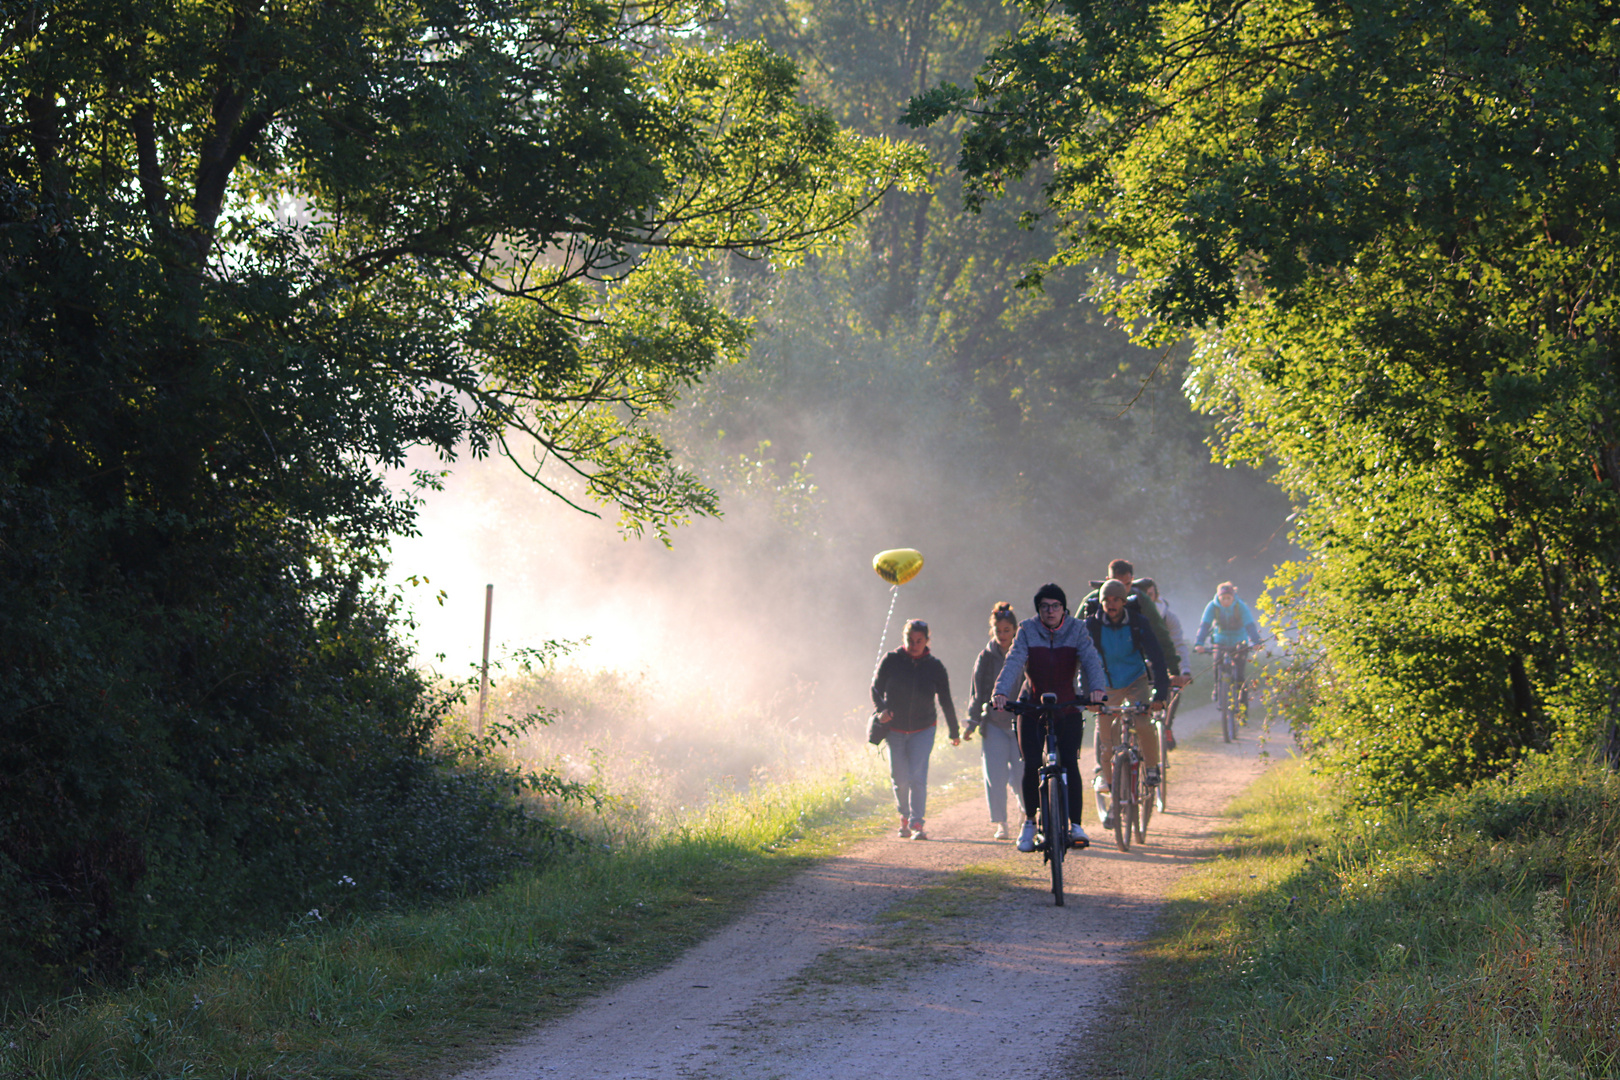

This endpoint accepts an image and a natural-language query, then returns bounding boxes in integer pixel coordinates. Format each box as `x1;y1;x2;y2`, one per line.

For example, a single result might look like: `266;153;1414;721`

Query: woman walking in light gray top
966;602;1023;839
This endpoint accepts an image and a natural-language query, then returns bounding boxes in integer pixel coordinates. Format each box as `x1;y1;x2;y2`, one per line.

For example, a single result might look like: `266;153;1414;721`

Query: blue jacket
1195;596;1263;648
1083;608;1170;701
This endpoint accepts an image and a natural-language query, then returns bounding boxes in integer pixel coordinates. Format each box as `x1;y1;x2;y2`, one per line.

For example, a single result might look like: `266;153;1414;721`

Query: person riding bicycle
1085;579;1171;825
1194;581;1264;717
1081;558;1190;747
991;584;1108;853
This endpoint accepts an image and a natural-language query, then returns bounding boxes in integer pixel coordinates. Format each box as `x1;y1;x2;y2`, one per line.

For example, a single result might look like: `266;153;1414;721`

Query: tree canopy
697;0;1290;586
908;0;1620;798
0;0;921;982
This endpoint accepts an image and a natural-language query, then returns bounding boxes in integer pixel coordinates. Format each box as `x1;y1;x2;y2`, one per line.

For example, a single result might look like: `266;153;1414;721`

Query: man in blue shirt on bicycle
991;583;1108;853
1086;579;1170;825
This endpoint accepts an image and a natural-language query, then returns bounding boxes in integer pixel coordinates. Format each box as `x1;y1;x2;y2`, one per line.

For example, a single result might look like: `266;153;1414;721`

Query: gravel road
450;700;1270;1080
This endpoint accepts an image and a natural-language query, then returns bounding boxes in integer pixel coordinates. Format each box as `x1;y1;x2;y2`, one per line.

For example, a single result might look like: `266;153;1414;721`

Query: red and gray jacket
992;614;1108;715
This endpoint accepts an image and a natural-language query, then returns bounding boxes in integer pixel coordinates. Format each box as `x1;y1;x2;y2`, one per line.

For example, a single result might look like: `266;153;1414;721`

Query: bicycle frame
1096;703;1152;851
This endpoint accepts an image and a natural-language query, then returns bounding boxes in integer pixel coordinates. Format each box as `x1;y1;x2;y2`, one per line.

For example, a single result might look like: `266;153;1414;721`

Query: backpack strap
1086;617;1114;687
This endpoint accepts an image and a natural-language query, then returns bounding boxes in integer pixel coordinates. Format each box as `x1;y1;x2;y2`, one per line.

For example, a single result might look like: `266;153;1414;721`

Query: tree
700;0;1291;587
0;0;921;982
907;0;1620;799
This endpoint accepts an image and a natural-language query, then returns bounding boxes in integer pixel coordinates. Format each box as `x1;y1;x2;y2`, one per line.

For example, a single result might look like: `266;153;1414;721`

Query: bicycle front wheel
1046;773;1067;906
1112;757;1132;852
1219;675;1237;743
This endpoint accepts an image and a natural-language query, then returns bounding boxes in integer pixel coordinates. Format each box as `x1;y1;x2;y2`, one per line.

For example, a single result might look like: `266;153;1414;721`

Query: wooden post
477;583;493;737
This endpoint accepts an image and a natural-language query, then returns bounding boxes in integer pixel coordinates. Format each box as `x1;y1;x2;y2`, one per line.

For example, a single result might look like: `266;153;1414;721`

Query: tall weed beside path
1087;754;1620;1080
0;766;887;1080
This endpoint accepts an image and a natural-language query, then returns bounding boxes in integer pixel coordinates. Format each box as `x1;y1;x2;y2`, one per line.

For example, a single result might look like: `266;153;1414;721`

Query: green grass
1081;751;1620;1080
0;766;893;1080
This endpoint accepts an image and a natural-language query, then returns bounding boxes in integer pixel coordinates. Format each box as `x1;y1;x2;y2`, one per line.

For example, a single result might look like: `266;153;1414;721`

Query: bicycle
1203;642;1252;744
1003;693;1088;907
1095;703;1157;850
1152;696;1172;814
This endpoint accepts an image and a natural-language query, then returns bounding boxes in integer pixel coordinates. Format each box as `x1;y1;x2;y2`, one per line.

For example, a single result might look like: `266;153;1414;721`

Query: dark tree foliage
0;0;918;990
908;0;1620;799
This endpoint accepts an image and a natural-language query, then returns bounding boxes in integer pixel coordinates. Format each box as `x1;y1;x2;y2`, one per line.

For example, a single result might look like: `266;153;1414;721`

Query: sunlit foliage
908;0;1620;799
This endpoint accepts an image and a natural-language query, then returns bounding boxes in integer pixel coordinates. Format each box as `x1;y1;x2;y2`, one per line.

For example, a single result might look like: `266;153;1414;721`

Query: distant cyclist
872;618;961;841
991;584;1108;853
1194;581;1265;717
1085;578;1170;823
965;601;1023;840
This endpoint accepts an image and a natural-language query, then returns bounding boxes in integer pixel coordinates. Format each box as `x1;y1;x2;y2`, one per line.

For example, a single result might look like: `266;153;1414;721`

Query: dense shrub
0;181;583;999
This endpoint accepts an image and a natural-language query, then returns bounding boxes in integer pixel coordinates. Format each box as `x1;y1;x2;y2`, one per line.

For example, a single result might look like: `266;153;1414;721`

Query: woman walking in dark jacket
966;602;1022;839
872;618;960;841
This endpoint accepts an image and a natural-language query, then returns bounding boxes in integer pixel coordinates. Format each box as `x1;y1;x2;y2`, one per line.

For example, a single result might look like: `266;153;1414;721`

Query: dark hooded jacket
872;648;960;737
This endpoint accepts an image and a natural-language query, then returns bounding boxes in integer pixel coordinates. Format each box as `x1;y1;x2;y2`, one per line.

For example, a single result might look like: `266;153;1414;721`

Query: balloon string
872;584;899;678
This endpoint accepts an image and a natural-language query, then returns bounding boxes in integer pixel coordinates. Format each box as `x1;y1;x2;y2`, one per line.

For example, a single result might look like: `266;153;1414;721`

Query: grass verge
1080;751;1620;1079
0;767;891;1080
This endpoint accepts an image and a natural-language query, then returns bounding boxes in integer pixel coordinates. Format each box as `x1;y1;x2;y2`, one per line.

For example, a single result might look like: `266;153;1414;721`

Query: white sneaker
1092;773;1110;794
993;822;1009;840
1016;820;1037;852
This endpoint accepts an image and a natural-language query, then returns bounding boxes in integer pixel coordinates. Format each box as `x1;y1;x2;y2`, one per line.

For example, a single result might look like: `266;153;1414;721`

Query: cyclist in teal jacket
1193;582;1264;714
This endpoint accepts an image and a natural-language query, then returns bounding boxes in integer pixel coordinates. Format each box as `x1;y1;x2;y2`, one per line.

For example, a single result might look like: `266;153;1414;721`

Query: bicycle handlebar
1194;640;1267;654
1001;697;1090;716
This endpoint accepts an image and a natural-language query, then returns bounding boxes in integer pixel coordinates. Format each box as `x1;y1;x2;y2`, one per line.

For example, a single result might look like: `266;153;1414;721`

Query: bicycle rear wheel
1155;724;1169;813
1140;761;1155;838
1045;772;1067;906
1112;756;1132;852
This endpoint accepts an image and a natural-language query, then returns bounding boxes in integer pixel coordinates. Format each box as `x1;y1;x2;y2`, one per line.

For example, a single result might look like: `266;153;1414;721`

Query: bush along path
447;699;1268;1080
1079;750;1620;1079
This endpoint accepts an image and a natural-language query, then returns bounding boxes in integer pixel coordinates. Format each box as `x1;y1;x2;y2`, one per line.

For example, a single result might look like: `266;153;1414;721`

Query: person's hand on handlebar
992;692;1008;712
1150;698;1169;713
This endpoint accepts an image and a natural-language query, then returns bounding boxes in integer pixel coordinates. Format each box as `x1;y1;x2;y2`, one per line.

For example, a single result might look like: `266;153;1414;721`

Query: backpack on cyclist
1084;604;1153;666
1212;598;1250;634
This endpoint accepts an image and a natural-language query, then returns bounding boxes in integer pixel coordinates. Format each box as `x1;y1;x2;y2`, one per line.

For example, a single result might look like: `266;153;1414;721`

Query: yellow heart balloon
872;548;924;586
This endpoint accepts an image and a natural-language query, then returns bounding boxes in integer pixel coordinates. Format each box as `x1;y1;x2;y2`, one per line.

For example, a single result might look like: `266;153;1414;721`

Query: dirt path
451;701;1269;1080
